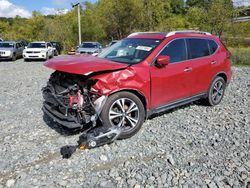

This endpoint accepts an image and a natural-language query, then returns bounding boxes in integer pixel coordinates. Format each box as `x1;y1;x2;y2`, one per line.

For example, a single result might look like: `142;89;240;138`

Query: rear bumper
42;103;83;129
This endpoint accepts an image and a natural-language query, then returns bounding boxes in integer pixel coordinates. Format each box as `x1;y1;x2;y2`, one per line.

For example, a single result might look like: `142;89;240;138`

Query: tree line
0;0;250;51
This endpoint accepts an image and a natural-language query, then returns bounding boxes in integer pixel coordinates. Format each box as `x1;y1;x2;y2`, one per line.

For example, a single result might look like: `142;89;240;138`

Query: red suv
42;30;232;139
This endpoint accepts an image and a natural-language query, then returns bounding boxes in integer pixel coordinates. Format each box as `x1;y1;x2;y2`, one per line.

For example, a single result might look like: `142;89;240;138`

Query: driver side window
160;39;187;63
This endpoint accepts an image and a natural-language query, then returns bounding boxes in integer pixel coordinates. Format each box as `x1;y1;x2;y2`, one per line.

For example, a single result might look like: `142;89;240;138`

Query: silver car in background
76;42;102;56
0;41;24;61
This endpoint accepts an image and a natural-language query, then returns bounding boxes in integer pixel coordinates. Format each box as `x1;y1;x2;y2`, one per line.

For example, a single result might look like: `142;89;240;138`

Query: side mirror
156;55;170;67
25;46;27;49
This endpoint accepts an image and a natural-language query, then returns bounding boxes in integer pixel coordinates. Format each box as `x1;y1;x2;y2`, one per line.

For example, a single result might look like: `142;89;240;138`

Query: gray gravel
0;58;249;188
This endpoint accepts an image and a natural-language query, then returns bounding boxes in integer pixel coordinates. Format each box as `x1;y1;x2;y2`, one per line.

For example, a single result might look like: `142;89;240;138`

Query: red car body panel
44;55;129;75
44;33;232;112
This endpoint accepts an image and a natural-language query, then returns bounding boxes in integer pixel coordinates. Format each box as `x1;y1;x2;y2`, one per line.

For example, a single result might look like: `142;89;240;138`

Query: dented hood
44;55;129;75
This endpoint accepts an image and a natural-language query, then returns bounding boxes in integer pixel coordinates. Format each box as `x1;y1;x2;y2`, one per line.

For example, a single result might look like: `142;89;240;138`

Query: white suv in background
23;41;54;61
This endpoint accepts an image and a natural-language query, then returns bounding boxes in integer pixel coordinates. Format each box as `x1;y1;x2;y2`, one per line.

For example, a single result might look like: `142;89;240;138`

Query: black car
18;40;29;47
50;41;63;55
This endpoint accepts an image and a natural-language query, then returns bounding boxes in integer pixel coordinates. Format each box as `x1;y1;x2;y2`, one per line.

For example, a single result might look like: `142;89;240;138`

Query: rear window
208;40;218;54
188;39;210;59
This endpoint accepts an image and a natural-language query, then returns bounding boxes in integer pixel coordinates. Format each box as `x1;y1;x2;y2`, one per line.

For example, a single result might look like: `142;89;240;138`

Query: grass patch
229;47;250;67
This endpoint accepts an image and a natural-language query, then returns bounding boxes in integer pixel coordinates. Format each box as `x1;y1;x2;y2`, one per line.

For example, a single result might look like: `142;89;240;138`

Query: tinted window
188;39;210;59
159;39;187;63
208;40;218;54
27;43;46;48
81;43;97;48
0;43;14;48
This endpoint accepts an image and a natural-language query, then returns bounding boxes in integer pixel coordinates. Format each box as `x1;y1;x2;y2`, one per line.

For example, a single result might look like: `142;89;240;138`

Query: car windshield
0;43;14;48
27;43;46;48
80;43;97;48
99;38;161;64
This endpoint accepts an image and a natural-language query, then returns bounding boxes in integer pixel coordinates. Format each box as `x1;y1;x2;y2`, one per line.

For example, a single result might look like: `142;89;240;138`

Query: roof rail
166;30;212;37
128;32;164;37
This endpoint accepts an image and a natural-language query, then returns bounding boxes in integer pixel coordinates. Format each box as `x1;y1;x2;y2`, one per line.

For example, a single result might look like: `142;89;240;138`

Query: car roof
127;31;214;40
0;41;17;43
30;41;47;43
82;42;99;44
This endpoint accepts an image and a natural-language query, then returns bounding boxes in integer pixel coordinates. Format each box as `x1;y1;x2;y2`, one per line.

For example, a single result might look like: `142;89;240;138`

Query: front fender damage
91;66;145;96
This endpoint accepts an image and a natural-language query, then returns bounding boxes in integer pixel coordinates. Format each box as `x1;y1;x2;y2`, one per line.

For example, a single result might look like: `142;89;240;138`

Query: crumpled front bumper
42;103;83;129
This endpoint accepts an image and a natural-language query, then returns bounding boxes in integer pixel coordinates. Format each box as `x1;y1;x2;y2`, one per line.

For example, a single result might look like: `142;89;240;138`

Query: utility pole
72;2;81;45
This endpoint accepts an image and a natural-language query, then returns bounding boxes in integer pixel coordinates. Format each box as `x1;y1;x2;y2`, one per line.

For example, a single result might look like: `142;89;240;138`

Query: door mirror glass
156;55;170;67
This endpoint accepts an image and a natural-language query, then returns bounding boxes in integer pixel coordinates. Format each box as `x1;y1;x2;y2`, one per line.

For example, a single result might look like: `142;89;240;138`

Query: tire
45;53;49;61
24;59;29;62
12;54;16;61
205;77;226;106
100;91;145;139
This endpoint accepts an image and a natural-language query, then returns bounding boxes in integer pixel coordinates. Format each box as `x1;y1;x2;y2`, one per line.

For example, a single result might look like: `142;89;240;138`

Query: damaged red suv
42;31;232;139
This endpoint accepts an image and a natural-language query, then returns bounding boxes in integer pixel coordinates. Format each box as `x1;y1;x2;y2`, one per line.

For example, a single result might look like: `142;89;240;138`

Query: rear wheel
100;92;145;139
205;77;226;106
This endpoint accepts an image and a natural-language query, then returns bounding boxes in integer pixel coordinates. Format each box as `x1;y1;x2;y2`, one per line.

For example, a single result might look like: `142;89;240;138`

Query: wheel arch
214;71;228;83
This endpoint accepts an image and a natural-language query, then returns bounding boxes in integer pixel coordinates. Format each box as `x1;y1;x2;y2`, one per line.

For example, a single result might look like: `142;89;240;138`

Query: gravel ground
0;58;249;188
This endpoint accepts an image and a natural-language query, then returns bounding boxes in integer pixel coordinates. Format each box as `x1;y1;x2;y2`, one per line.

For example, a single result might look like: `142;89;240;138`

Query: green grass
229;47;250;67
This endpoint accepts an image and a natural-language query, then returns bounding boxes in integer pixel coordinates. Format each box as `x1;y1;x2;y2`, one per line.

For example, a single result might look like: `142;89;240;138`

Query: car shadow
42;113;94;136
25;59;47;62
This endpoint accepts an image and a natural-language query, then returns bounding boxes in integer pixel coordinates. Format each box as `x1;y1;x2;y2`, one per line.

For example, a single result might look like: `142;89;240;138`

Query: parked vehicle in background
23;41;54;61
42;30;232;139
76;42;102;56
18;40;29;47
50;41;63;56
0;41;24;61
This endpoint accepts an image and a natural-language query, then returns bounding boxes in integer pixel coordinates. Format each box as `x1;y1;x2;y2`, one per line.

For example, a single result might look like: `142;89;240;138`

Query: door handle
184;67;192;72
211;61;217;65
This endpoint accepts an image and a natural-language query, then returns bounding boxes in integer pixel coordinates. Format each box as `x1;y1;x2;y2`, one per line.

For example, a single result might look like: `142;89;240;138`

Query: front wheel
100;92;145;139
205;77;226;106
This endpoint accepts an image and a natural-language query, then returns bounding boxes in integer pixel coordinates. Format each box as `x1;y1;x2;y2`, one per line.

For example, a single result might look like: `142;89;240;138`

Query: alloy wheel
109;98;140;131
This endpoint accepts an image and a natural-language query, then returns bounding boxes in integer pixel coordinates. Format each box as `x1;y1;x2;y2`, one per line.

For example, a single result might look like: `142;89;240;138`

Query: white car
23;41;54;61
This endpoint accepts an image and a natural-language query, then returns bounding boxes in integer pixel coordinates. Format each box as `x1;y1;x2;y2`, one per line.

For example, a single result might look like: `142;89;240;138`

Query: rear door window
188;38;210;59
208;40;218;54
159;39;187;63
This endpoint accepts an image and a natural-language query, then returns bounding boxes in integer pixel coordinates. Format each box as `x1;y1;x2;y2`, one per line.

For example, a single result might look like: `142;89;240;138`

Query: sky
0;0;250;18
0;0;96;17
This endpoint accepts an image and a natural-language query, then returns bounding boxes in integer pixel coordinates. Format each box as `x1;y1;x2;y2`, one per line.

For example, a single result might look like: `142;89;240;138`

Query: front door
150;38;192;109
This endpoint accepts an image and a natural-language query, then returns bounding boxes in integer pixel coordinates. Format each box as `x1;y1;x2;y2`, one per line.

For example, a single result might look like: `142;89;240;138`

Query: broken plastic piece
60;126;122;159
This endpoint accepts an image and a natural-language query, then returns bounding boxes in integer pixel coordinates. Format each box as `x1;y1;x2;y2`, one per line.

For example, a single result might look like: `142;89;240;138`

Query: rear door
150;38;192;108
186;38;216;95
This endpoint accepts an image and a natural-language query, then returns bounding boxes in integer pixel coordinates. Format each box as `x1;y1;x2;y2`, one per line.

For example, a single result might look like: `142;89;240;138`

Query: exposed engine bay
42;71;106;129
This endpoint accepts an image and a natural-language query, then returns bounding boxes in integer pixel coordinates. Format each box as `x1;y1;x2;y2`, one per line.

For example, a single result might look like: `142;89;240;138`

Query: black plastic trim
147;93;206;118
42;103;83;129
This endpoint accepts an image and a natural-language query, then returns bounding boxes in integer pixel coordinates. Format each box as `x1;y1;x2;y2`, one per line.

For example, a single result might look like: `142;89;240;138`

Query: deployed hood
44;55;129;75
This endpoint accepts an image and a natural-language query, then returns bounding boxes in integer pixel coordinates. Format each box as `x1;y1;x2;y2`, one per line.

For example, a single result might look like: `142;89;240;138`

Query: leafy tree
170;0;185;14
